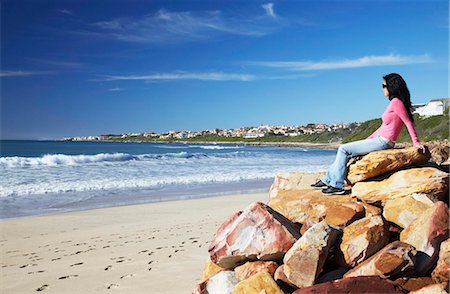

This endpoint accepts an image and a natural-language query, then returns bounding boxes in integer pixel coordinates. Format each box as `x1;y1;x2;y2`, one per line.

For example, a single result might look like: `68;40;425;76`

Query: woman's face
382;80;389;97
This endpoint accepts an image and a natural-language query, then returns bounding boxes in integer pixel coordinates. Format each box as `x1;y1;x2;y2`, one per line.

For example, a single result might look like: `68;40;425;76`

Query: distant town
63;98;449;142
63;122;360;142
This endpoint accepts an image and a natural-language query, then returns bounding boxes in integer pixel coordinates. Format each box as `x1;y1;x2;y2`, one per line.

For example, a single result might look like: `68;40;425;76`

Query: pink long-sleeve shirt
368;98;420;145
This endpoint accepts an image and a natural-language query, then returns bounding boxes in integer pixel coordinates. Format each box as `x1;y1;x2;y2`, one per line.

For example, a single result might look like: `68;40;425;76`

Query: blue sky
1;0;448;140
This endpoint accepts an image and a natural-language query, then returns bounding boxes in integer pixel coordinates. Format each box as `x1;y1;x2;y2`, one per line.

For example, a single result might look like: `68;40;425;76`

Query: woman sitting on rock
311;73;425;195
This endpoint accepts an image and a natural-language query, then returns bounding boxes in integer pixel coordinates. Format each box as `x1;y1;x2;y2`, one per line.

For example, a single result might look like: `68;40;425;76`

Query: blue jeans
321;136;394;189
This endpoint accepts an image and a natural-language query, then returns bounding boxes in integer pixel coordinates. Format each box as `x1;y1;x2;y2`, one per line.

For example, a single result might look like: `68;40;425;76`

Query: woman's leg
321;136;390;188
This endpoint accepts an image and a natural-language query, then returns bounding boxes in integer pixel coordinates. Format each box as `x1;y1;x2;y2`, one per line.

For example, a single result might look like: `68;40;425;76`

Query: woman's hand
415;144;426;153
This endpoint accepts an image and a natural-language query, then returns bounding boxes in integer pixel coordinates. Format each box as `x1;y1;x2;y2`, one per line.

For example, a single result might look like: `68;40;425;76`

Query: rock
201;258;224;281
344;241;416;279
400;201;449;274
208;202;300;269
361;201;383;216
432;239;450;285
283;221;340;289
268;189;357;224
193;271;238;294
316;267;348;284
351;167;449;204
383;194;437;229
273;265;296;288
409;283;448;294
347;146;431;184
268;172;324;200
324;202;365;228
232;271;283;294
427;140;449;165
234;261;278;281
339;215;390;267
292;276;407;294
394;277;435;292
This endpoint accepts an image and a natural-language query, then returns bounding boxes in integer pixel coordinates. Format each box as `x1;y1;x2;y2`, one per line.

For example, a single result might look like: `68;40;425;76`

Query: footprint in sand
70;262;84;267
59;275;79;280
20;263;37;268
104;265;112;271
107;284;119;289
36;284;49;291
120;274;135;279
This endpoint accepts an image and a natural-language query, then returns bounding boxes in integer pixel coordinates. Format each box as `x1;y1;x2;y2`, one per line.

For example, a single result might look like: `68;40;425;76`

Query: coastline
0;172;321;294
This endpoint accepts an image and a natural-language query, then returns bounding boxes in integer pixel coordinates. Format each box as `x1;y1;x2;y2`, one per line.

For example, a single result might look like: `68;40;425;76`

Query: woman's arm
392;98;420;145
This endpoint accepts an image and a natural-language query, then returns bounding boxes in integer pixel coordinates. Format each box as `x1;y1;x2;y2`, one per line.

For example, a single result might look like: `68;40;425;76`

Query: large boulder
409;283;448;294
339;215;390;267
283;221;340;289
344;241;416;279
208;202;300;269
432;239;450;285
232;271;283;294
347;146;430;184
351;167;449;204
394;277;436;292
324;202;365;228
268;172;324;200
268;189;357;224
234;261;278;281
292;276;407;294
383;194;436;229
400;201;449;275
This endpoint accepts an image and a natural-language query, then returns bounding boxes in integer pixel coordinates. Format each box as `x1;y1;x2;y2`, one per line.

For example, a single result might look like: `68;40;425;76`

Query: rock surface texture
351;167;449;204
208;202;300;269
283;221;340;289
347;146;431;184
344;241;417;279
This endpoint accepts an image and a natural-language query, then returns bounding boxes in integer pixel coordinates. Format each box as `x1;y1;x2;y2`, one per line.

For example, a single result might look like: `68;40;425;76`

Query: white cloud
0;70;49;77
262;3;276;18
249;54;433;71
32;59;84;69
57;9;74;16
90;8;279;43
96;72;255;82
108;87;125;91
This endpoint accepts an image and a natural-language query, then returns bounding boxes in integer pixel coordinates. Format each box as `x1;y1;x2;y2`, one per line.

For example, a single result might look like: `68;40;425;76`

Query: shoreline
0;172;320;293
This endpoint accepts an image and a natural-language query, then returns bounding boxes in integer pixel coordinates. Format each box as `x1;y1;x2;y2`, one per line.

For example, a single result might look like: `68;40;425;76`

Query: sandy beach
1;190;285;294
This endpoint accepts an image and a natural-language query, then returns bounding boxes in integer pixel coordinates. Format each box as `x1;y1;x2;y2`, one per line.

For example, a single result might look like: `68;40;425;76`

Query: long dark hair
383;73;414;122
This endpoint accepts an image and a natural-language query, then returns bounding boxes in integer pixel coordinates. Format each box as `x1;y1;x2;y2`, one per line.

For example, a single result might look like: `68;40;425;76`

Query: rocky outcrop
400;201;449;274
232;271;283;294
234;261;278;281
347;146;430;184
383;193;436;229
283;221;340;289
432;239;450;285
269;172;324;199
268;189;357;224
409;283;448;294
351;167;449;204
292;276;407;294
339;215;390;267
394;277;436;292
344;241;416;279
324;202;365;228
208;202;300;269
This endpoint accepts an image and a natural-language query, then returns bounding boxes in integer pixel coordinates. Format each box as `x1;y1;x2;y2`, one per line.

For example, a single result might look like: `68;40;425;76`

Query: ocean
0;140;337;218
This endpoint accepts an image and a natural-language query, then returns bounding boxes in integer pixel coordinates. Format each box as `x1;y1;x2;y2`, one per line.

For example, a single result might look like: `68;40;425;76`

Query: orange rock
234;261;278;281
344;241;416;279
347;146;430;184
351;167;449;204
208;202;300;269
339;215;390;267
431;239;450;285
232;271;283;294
400;201;449;275
324;202;365;227
200;258;224;281
383;193;436;228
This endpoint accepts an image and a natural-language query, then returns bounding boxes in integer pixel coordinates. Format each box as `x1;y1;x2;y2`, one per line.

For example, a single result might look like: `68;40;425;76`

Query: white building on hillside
413;98;449;117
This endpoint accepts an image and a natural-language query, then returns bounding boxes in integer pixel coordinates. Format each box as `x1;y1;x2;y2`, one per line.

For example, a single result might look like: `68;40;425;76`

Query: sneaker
310;180;328;189
321;186;345;195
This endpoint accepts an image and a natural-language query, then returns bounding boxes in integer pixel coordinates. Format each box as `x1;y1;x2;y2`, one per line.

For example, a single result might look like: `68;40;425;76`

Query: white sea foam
192;145;244;150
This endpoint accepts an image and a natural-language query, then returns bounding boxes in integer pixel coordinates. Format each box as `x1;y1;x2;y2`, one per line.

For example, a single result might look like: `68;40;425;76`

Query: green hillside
342;108;449;143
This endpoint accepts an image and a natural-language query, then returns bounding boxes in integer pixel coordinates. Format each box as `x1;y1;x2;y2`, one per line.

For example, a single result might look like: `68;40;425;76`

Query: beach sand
1;173;320;294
